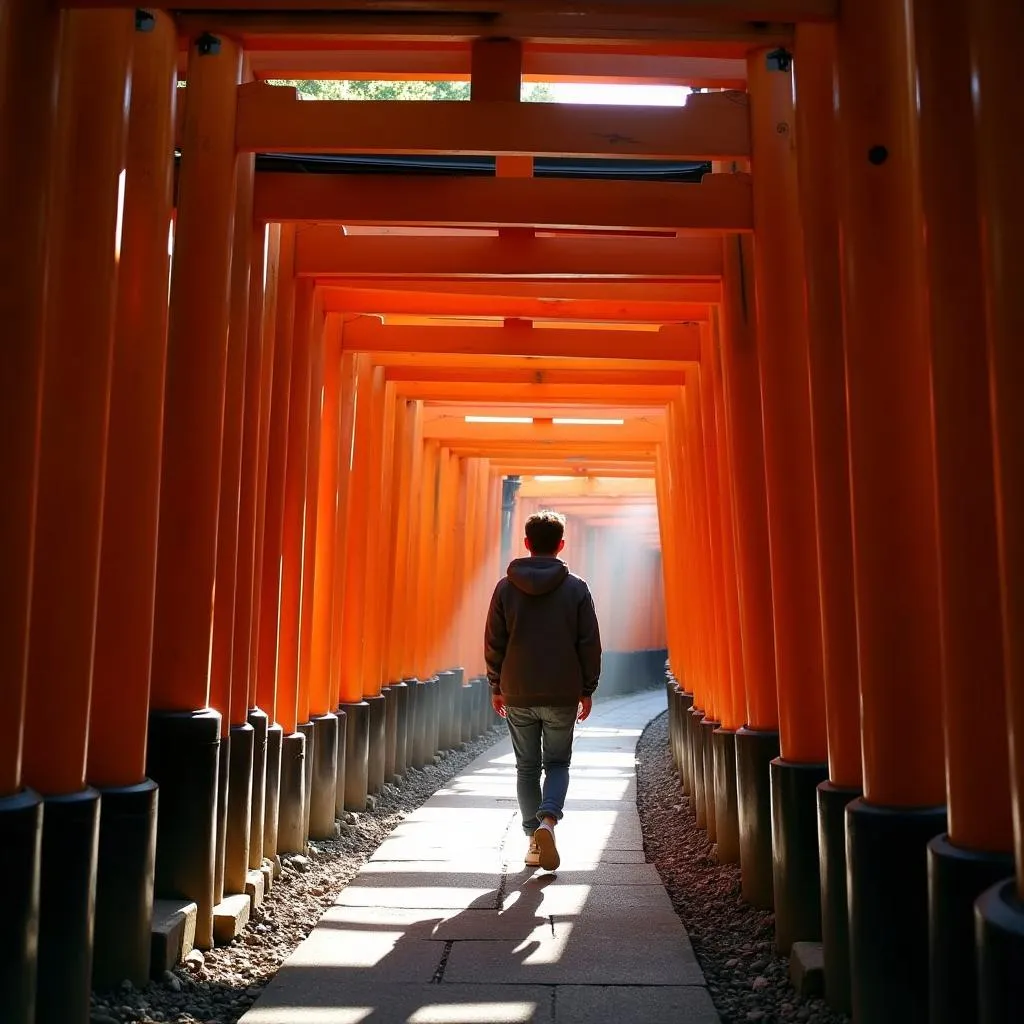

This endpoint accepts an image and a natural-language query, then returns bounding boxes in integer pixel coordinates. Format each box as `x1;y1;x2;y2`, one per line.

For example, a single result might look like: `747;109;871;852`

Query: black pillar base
37;788;100;1024
392;681;410;780
0;788;42;1024
460;679;474;745
976;876;1024;1024
846;797;947;1024
436;669;455;751
147;708;221;949
472;677;486;738
333;707;348;819
224;723;254;895
450;668;465;748
93;779;158;989
247;708;268;870
383;686;398;781
408;679;426;769
929;834;1014;1024
263;723;283;860
309;713;338;839
735;726;779;909
712;728;740;863
341;701;370;811
366;694;387;795
426;675;440;757
688;708;707;828
701;718;719;841
676;690;694;795
214;730;230;904
770;758;828;954
277;731;307;855
817;780;860;1015
298;720;315;841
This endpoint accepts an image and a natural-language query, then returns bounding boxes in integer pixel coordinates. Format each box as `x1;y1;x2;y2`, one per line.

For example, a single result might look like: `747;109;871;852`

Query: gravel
90;726;504;1024
635;709;850;1024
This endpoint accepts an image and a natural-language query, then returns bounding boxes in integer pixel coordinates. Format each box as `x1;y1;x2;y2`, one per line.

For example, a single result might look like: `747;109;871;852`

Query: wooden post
22;11;132;1020
967;1;1024;1019
834;2;948;1017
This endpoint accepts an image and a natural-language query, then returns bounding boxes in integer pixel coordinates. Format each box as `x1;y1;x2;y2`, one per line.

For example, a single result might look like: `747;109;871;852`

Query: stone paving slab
242;689;719;1024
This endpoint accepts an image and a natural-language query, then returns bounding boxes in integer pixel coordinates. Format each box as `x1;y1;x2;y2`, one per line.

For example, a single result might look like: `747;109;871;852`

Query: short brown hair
525;510;566;555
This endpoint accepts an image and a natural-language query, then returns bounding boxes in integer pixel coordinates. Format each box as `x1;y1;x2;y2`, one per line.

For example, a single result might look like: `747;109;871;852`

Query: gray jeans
505;705;577;836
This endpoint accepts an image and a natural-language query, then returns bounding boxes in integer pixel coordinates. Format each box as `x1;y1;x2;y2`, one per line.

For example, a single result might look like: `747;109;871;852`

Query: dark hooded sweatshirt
484;556;602;708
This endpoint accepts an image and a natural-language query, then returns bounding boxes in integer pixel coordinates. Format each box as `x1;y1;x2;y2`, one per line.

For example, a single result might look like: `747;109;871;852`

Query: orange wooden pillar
718;233;780;908
410;438;441;768
19;12;132;1021
296;298;326;843
695;334;731;845
902;6;1015;1021
275;281;315;855
147;28;242;951
86;10;176;990
306;316;343;838
748;48;830;953
834;3;948;1018
231;223;271;874
0;5;61;1014
328;351;362;814
968;1;1024;1019
384;397;420;774
679;378;717;831
339;359;377;810
210;111;256;904
706;318;745;866
254;223;290;863
363;371;396;790
791;25;864;1014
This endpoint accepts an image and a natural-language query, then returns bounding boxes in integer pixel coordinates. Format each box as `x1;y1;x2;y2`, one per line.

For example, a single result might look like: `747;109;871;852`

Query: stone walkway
240;688;719;1024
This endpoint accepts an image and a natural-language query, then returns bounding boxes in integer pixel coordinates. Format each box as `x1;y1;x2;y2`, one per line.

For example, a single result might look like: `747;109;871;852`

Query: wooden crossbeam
236;83;749;159
421;419;664;443
254;172;752;233
342;317;701;361
237;48;747;88
298;231;723;279
325;279;723;302
384;368;687;386
321;285;711;322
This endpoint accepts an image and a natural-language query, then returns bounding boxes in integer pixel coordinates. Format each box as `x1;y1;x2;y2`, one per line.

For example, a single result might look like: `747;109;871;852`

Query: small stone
119;979;134;993
746;1012;764;1022
751;975;769;990
162;971;182;992
183;949;205;971
90;1015;120;1024
365;795;377;811
287;855;310;873
343;811;358;825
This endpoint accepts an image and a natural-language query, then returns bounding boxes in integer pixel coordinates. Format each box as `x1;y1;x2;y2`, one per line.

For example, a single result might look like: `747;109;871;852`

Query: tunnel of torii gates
0;1;1023;1024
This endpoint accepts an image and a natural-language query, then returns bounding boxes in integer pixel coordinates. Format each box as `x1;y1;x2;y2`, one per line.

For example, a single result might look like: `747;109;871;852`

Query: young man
484;509;602;870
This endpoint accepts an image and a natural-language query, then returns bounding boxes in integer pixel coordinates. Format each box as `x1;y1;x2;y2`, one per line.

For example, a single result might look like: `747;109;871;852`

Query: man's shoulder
564;572;593;597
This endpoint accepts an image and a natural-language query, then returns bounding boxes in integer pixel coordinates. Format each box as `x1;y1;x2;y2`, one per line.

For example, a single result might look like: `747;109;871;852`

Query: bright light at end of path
552;417;625;425
408;1004;538;1023
465;415;534;424
546;82;691;106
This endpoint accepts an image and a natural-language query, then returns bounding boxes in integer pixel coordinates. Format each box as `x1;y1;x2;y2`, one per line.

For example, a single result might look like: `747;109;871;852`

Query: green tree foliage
268;79;555;102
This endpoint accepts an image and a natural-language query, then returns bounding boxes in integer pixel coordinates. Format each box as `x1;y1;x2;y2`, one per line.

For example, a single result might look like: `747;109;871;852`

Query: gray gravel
90;725;504;1024
635;709;850;1024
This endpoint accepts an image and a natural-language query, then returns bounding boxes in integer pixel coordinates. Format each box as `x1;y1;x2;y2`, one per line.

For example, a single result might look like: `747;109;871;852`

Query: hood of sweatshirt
506;556;569;596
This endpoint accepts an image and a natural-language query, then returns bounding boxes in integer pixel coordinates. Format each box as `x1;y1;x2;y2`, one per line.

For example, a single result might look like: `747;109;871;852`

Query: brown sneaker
533;821;560;871
525;839;541;867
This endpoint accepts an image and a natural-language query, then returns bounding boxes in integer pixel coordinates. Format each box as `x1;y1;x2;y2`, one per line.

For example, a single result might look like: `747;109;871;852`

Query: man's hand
578;696;593;722
491;693;507;718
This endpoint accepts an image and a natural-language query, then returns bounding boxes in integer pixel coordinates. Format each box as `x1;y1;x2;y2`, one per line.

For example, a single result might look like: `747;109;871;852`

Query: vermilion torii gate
0;3;1022;1024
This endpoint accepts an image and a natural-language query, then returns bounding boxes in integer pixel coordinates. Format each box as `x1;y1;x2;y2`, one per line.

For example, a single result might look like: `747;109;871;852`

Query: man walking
484;510;602;870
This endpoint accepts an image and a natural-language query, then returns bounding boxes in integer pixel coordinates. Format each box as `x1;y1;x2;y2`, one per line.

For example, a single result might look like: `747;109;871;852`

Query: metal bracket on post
766;48;793;73
135;9;156;33
196;32;222;57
